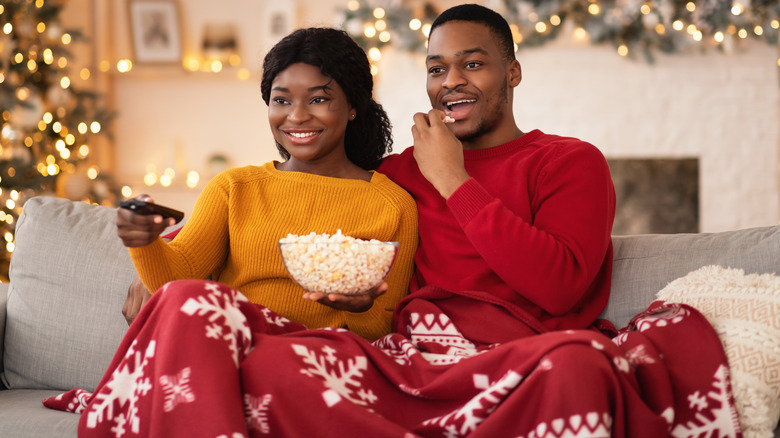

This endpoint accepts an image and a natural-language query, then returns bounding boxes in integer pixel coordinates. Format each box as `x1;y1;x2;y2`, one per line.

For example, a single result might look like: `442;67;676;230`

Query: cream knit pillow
656;265;780;438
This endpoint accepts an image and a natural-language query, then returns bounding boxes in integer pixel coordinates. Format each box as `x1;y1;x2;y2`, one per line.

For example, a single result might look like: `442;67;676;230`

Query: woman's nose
287;102;311;123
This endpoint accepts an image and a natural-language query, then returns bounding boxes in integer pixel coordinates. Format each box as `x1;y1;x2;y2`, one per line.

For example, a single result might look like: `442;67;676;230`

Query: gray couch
0;195;778;437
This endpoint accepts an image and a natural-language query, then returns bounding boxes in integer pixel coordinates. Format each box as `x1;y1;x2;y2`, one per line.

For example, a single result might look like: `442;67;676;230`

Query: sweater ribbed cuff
446;178;495;228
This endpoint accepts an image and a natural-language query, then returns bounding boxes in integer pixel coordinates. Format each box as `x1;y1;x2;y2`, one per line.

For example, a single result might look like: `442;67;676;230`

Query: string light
117;59;132;73
342;0;780;65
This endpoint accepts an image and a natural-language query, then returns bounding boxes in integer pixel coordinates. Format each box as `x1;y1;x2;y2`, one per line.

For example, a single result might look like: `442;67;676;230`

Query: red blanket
44;280;741;437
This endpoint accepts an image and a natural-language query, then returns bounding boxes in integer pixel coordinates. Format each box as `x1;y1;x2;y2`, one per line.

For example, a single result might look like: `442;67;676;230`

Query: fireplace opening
607;158;699;235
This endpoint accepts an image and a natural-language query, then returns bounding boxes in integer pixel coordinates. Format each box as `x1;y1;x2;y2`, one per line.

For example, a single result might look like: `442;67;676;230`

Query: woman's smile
283;129;323;144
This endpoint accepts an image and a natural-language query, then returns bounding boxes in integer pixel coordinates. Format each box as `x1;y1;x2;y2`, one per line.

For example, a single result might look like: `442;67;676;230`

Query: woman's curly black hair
260;28;392;170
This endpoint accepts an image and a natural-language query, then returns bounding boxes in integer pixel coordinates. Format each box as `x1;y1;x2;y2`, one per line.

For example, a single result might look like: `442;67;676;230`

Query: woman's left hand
303;282;388;313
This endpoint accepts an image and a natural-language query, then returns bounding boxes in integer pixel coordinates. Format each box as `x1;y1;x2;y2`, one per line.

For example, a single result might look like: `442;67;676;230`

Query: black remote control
118;199;184;223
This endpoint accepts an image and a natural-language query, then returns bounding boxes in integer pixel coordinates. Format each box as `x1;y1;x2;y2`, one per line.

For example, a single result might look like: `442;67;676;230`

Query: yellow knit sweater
130;162;418;340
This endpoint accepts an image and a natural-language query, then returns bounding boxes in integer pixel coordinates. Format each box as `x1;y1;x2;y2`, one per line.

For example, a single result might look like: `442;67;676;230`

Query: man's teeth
446;99;476;110
288;131;318;138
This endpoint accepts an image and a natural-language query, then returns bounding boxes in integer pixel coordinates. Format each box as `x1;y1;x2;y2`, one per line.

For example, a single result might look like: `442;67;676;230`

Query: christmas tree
0;0;121;280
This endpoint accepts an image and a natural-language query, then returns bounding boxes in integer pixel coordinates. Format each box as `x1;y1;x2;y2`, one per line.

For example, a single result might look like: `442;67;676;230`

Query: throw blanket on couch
43;280;741;437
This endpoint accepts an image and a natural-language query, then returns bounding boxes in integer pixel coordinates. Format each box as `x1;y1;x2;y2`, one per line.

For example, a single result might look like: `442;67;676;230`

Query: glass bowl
278;240;399;295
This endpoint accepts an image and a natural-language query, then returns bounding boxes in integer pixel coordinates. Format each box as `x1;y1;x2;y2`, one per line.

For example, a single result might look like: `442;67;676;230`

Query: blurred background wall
53;0;780;233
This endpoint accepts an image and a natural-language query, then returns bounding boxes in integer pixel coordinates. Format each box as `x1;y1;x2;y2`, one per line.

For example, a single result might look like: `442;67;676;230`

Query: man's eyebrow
426;47;489;63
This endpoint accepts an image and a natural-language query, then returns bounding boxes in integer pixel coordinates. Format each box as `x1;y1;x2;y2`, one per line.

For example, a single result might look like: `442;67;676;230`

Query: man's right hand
117;195;176;247
411;109;470;199
123;275;152;325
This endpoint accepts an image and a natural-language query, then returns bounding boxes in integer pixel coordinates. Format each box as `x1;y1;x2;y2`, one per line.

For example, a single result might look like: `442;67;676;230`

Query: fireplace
607;158;699;235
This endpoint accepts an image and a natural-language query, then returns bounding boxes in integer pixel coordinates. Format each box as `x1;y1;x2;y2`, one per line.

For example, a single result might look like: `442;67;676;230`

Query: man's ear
508;60;522;88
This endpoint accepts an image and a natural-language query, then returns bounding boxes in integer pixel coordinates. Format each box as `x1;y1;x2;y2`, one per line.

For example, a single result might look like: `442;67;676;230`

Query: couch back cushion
2;196;135;392
604;225;780;329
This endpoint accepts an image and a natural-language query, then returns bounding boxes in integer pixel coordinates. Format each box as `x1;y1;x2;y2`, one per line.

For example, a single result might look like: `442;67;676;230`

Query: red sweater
378;130;616;330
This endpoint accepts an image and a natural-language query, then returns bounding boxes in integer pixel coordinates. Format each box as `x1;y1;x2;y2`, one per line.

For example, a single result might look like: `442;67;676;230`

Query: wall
88;0;778;233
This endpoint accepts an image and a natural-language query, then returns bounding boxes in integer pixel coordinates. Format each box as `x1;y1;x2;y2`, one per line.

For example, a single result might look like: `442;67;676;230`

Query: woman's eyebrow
270;84;331;93
308;84;331;92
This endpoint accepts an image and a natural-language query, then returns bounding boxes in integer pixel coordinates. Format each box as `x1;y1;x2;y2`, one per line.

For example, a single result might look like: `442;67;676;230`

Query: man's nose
442;69;466;89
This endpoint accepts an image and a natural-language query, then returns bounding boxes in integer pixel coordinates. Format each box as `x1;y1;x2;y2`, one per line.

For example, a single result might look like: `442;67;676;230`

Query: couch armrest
0;282;8;381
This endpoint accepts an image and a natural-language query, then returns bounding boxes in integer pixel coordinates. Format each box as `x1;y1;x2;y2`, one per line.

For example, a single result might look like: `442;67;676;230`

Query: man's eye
428;67;443;75
466;62;480;68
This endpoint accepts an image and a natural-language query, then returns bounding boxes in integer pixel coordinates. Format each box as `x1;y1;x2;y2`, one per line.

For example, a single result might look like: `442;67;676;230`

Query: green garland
341;0;779;63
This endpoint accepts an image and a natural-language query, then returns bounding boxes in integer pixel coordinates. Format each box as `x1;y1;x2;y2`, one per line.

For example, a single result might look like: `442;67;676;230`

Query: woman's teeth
288;131;318;138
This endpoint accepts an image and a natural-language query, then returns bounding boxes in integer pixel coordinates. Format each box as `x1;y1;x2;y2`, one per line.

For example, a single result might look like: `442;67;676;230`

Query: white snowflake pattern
422;370;523;437
180;282;253;366
159;367;196;412
624;344;656;367
85;340;156;437
261;307;291;328
520;412;612;438
244;393;272;434
670;364;740;437
291;344;375;407
611;332;628;346
688;391;708;412
634;306;689;332
407;312;480;365
373;334;420;366
613;356;630;373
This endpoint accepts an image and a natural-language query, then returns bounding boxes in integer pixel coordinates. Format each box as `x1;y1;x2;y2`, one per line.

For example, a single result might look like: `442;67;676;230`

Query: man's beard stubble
455;79;509;145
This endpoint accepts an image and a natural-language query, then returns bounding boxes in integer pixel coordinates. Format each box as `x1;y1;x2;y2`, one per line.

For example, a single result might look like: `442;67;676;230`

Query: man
378;3;616;333
52;5;737;437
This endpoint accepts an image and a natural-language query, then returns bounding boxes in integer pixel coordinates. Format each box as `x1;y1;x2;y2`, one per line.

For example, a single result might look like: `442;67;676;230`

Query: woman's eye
273;97;288;105
311;97;329;104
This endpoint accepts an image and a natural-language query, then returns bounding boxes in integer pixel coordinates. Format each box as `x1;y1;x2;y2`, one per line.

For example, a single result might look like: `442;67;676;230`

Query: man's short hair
429;4;516;62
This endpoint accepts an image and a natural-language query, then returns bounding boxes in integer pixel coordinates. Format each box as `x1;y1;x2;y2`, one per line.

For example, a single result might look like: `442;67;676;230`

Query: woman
116;27;418;340
42;27;417;436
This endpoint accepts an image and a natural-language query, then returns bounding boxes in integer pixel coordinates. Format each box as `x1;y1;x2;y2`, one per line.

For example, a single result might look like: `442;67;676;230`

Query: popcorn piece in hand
442;115;456;124
279;230;398;295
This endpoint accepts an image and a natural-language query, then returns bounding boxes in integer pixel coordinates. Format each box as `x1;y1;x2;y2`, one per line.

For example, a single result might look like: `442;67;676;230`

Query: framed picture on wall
128;0;182;64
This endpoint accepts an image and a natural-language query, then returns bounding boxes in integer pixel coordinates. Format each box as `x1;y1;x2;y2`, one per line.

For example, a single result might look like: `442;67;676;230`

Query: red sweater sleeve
446;142;615;316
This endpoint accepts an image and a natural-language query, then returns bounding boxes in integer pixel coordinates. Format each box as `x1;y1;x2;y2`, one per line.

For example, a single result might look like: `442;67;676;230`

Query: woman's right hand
116;195;176;247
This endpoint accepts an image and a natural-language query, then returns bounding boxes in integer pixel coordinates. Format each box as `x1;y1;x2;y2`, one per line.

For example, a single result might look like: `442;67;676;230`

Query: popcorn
442;115;456;124
278;230;398;295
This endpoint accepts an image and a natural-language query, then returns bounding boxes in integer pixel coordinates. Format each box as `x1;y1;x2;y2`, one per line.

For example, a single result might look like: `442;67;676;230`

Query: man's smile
442;95;478;121
445;99;477;112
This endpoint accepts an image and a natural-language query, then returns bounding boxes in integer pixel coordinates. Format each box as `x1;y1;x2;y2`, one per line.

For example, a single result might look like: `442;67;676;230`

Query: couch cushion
604;226;780;329
2;196;135;392
0;389;78;437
